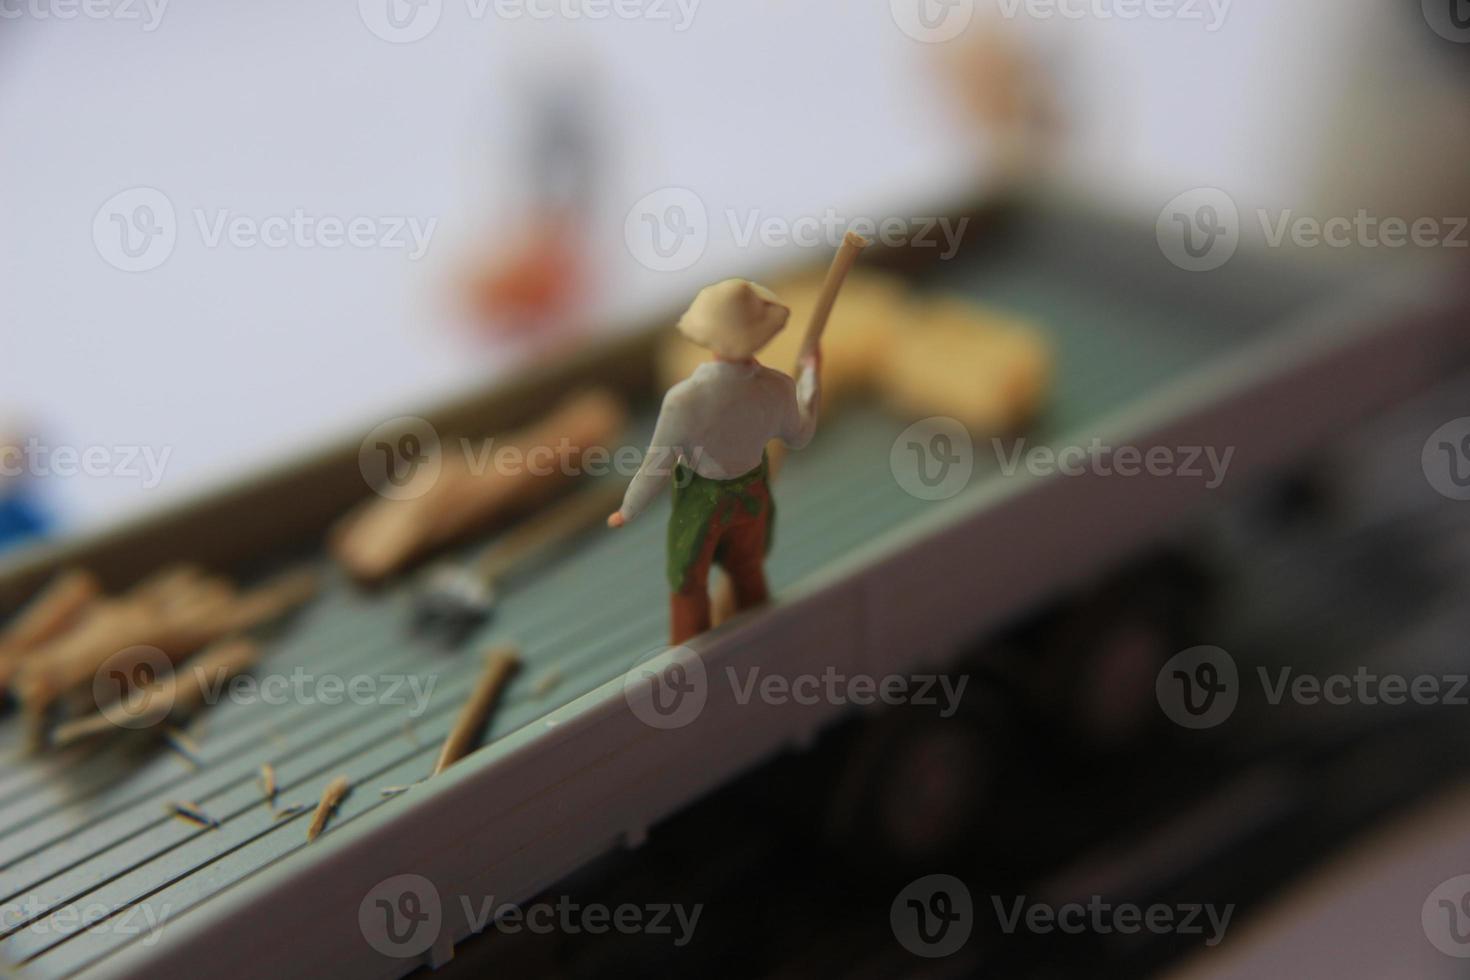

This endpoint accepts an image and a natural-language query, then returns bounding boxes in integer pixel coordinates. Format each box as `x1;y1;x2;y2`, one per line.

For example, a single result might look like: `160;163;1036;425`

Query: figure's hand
796;348;821;410
606;512;625;529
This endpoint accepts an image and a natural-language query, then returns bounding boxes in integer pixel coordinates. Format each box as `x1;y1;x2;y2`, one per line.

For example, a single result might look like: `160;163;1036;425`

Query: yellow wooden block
878;298;1052;435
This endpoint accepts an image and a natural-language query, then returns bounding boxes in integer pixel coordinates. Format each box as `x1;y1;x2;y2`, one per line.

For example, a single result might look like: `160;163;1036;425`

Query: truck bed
0;200;1461;979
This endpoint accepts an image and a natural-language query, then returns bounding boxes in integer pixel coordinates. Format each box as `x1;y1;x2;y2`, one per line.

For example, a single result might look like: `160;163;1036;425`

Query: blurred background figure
462;63;604;338
0;420;51;554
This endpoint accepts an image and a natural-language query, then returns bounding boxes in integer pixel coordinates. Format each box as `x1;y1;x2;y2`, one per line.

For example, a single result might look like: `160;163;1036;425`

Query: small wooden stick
532;667;563;698
472;481;628;583
433;645;521;775
128;564;206;608
216;568;320;634
0;569;100;695
171;800;218;829
795;230;871;368
1;569;100;650
306;775;350;842
260;763;277;808
162;728;202;768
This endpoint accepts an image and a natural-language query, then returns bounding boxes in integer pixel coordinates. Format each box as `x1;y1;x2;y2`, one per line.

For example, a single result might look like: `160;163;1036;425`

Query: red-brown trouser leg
717;490;771;612
669;501;730;645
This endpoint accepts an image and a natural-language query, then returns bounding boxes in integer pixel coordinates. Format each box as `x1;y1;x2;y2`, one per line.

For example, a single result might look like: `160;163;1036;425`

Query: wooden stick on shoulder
794;230;871;369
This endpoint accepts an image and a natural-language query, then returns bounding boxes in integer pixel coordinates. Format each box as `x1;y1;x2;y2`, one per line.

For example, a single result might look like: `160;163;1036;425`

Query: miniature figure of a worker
607;279;820;643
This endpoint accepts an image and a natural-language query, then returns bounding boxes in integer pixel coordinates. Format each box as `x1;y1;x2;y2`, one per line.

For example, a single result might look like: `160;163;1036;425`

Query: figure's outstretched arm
608;386;688;528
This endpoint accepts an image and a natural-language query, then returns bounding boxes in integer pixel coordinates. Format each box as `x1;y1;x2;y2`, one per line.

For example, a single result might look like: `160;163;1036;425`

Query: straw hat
676;279;790;359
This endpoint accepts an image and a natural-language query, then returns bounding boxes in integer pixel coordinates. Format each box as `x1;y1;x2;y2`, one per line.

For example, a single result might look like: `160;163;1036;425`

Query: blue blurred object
0;487;49;554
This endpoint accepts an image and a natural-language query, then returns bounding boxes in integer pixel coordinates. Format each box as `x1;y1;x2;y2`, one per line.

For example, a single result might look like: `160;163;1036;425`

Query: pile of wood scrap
331;387;628;584
658;268;1053;436
2;564;317;748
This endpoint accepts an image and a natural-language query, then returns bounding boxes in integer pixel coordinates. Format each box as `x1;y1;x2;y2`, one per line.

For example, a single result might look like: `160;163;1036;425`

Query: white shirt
618;359;819;522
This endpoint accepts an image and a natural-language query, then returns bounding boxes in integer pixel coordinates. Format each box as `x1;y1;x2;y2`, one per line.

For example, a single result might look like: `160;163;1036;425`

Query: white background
1;0;1466;529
